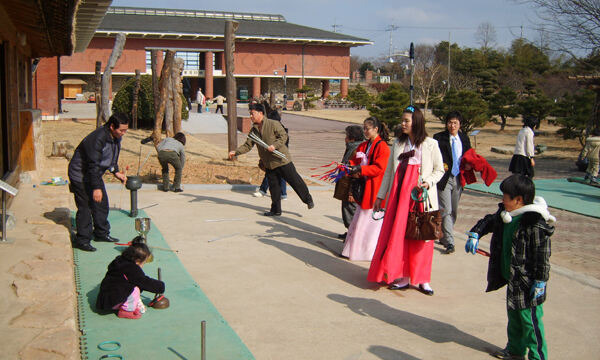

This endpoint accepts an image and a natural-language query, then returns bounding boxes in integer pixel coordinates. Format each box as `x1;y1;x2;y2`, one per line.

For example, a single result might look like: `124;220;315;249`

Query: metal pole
409;42;414;105
201;320;207;360
1;191;6;242
283;64;287;110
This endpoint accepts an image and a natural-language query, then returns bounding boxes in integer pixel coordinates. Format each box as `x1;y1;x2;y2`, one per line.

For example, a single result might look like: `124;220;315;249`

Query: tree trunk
225;21;239;154
94;61;102;128
500;115;507;131
131;69;141;129
153;51;175;146
151;50;160;122
100;33;126;124
171;57;184;135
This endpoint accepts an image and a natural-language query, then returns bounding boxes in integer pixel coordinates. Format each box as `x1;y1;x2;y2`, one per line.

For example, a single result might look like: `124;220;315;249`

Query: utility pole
331;19;341;33
387;25;399;62
283;64;287;110
409;42;414;105
447;32;451;92
225;20;239;154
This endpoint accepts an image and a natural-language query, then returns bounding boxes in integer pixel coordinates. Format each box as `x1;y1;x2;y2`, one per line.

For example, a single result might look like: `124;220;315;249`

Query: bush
112;75;189;128
553;89;595;144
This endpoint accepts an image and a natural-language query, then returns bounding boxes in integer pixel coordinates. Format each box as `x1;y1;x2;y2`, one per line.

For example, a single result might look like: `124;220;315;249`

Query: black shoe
417;284;434;296
388;283;410;290
444;244;455;254
264;211;282;217
337;232;347;240
96;235;120;243
307;201;314;209
74;242;97;252
173;188;183;193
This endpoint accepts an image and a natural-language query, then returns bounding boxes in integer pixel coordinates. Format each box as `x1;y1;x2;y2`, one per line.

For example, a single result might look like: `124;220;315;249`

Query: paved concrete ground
2;104;599;359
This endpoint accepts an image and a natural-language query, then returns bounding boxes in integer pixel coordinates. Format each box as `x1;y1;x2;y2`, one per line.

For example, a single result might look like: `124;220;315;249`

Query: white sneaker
282;195;288;200
253;190;265;197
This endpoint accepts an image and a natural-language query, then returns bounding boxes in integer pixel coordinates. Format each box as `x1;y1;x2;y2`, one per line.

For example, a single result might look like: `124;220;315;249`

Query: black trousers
341;200;357;228
69;180;110;245
266;162;312;213
215;105;224;114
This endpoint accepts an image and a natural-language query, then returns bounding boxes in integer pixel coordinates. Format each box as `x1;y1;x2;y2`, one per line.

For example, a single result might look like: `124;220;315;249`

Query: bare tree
413;44;446;111
518;0;600;56
475;22;497;51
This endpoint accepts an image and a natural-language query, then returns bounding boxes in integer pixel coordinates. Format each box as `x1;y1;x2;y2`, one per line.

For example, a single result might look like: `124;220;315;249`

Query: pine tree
368;84;410;130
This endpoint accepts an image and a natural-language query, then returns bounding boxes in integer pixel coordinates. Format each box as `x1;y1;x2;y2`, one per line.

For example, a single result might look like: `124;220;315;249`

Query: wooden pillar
204;51;214;99
322;80;330;98
341;79;348;98
225;21;239;153
151;50;160;121
297;78;304;89
252;77;261;99
220;52;226;73
94;61;102;127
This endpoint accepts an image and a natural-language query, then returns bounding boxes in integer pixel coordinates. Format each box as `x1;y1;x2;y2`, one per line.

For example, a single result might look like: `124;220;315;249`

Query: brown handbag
333;176;351;201
405;191;443;241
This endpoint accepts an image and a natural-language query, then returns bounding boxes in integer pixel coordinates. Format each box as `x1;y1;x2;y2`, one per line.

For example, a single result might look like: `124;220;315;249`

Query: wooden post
100;33;126;124
151;50;160;124
153;51;175;146
225;20;239;154
95;61;102;128
131;69;141;129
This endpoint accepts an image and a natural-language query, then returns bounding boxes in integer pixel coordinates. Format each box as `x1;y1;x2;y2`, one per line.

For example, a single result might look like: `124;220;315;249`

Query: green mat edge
71;209;255;360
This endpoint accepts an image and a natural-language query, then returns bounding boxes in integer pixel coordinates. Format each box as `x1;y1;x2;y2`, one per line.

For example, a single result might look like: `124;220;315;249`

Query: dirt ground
41;112;581;186
42;120;264;185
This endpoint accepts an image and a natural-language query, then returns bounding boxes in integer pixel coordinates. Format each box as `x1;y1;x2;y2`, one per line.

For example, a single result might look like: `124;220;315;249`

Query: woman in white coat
367;106;444;295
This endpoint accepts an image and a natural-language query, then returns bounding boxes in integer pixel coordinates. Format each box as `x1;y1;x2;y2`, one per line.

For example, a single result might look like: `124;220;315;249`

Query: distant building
34;6;371;116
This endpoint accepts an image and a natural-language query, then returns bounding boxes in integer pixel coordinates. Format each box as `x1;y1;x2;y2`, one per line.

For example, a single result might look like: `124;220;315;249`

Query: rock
9;259;72;281
11;279;72;301
19;327;79;360
491;146;513;155
10;301;73;328
26;217;54;225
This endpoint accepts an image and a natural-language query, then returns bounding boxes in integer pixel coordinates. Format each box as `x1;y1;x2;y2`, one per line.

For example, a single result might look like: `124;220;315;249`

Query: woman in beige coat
367;106;444;295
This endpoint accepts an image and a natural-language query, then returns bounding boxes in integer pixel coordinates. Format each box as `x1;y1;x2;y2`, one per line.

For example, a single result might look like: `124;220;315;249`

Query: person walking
581;128;600;184
196;88;205;113
68;113;129;252
214;94;226;114
367;106;444;295
337;125;364;240
509;116;537;178
433;111;472;254
341;117;390;261
157;132;186;192
229;103;314;216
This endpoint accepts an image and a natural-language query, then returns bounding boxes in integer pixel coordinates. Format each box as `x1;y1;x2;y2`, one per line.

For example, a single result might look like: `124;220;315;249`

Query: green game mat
466;178;600;219
72;209;254;360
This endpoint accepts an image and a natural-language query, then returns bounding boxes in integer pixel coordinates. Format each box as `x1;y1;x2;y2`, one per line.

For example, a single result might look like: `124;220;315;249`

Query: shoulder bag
405;168;442;241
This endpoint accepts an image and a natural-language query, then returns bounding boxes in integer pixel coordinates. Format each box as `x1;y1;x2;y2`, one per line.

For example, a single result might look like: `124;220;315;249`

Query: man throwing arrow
229;103;314;216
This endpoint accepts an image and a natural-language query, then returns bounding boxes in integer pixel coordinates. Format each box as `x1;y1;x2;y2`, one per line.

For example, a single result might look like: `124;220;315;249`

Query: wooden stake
225;20;239;154
100;33;126;124
94;61;102;128
131;69;141;129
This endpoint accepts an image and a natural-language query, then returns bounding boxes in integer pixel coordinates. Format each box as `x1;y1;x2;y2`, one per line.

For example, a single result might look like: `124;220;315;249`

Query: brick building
34;6;371;116
1;1;111;186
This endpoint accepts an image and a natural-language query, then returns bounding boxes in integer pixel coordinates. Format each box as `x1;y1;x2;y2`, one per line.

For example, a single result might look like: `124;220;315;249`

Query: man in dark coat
433;111;471;254
68;113;129;252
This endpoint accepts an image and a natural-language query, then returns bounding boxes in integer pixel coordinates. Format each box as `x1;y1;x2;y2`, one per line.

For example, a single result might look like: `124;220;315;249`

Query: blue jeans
259;175;287;196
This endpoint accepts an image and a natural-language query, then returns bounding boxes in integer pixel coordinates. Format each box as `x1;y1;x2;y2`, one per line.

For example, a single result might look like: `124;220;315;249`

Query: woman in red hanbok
341;117;390;261
367;106;444;295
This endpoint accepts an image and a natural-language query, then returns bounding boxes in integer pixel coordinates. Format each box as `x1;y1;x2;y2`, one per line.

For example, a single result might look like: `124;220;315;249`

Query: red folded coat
459;148;497;187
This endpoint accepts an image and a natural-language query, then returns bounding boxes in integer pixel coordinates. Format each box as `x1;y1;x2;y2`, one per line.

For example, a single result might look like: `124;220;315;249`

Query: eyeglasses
405;105;415;113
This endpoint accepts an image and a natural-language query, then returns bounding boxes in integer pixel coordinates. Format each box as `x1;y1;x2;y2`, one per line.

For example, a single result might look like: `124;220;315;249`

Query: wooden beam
225;20;239;154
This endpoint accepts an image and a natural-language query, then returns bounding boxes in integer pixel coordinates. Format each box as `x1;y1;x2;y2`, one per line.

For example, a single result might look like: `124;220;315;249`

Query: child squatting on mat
465;174;555;360
96;241;165;319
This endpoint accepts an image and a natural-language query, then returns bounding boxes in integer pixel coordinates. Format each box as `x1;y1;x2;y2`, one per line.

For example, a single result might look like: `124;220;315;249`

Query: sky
110;0;541;59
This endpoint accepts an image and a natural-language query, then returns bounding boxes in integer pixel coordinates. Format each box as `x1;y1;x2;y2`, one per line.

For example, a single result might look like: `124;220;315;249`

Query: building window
175;51;201;71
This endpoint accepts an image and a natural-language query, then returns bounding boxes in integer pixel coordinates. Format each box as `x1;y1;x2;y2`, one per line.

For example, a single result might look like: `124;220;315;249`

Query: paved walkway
1;106;599;359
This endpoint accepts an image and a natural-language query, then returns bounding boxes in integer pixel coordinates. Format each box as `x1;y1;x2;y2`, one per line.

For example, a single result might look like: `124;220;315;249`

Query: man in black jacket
68;113;129;251
433;111;471;254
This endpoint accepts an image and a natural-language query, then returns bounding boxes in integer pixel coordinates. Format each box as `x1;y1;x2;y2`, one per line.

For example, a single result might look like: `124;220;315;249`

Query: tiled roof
96;7;371;47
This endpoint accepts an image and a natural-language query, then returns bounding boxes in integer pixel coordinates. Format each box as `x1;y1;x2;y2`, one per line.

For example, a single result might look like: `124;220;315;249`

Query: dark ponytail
364;116;389;142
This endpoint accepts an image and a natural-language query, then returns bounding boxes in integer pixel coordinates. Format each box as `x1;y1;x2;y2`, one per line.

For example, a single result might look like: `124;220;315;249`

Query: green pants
158;150;183;190
507;305;547;360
